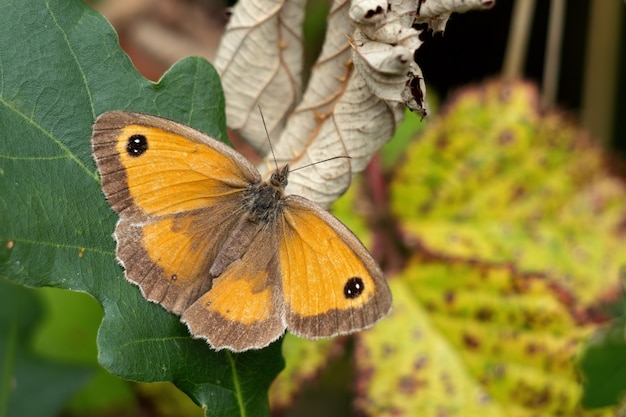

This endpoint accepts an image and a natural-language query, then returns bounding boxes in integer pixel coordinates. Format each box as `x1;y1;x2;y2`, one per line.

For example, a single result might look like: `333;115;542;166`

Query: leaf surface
580;316;626;408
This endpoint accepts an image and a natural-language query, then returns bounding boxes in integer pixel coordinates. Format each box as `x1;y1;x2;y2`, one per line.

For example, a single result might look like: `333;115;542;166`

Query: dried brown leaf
215;0;306;154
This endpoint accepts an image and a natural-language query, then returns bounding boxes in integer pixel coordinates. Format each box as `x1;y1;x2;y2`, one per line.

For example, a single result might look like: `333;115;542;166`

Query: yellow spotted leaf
391;80;626;304
355;261;611;416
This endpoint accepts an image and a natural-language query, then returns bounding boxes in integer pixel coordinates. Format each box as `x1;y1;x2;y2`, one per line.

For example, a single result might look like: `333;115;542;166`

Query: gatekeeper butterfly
91;111;392;351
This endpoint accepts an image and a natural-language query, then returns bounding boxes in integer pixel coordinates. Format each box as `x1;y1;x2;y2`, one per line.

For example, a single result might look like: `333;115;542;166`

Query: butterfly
91;111;392;351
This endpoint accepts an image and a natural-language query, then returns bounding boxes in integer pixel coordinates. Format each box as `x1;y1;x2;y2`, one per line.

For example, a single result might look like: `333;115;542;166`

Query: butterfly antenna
258;105;279;172
290;155;352;173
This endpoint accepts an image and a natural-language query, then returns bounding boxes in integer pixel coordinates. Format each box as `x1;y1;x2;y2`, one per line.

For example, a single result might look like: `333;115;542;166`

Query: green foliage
357;265;593;416
383;80;624;416
0;278;93;417
580;316;626;409
579;269;626;409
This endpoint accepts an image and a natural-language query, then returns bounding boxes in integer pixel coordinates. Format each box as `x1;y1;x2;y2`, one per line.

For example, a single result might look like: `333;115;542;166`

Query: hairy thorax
245;165;289;225
246;181;285;224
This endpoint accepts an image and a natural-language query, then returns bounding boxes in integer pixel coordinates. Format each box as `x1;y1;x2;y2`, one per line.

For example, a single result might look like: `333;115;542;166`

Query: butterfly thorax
246;165;289;224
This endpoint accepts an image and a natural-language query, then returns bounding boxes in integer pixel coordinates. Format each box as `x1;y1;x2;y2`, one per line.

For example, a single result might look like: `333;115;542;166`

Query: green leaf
580;318;626;408
356;277;502;416
0;277;93;417
31;287;138;415
0;1;283;416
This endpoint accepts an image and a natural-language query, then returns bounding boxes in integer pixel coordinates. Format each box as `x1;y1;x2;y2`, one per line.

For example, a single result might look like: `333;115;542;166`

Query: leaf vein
0;99;98;182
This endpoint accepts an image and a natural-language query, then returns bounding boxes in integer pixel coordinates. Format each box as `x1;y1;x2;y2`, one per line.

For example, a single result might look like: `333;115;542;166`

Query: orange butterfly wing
92;111;258;220
181;225;285;351
92;111;260;313
279;196;392;338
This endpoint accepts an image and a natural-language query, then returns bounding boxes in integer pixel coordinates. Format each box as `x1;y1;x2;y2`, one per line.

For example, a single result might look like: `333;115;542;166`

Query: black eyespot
344;277;364;299
127;134;148;157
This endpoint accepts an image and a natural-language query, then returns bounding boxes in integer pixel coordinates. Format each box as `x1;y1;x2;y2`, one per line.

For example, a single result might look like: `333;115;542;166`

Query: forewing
91;111;260;221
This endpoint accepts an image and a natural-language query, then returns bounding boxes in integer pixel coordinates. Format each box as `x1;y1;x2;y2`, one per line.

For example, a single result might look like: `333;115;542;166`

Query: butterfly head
269;165;290;190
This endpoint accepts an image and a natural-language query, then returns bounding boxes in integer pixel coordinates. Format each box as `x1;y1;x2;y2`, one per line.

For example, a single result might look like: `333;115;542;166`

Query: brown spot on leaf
475;307;494;322
476;390;492;405
492;364;506;379
510;381;552;408
498;130;515;145
411;328;424;341
398;375;427;395
525;342;545;355
529;387;552;407
413;355;428;370
462;333;480;350
436;135;449;149
510;185;527;202
444;291;455;305
424;301;437;312
382;343;396;358
440;371;455;395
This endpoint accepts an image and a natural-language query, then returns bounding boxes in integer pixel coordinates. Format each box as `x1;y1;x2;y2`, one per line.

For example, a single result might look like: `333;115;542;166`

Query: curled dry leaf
272;68;403;206
415;0;496;32
349;0;426;118
216;0;495;205
349;0;494;117
214;0;306;155
350;26;425;112
263;0;404;206
258;0;357;205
